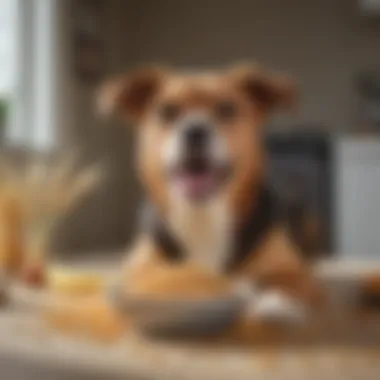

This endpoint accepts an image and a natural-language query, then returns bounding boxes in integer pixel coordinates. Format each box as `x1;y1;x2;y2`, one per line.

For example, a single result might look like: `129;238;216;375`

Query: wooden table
1;260;380;380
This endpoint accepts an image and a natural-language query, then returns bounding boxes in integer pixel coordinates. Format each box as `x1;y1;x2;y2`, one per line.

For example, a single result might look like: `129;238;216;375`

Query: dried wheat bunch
0;152;103;277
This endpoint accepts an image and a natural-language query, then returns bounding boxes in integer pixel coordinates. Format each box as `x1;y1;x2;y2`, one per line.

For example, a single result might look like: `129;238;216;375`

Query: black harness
142;185;282;272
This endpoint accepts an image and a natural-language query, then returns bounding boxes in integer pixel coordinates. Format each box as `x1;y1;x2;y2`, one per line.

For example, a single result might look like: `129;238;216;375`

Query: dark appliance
266;130;333;258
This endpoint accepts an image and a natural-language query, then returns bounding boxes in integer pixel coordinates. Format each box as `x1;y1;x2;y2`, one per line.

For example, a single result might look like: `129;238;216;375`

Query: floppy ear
97;67;167;120
229;64;297;113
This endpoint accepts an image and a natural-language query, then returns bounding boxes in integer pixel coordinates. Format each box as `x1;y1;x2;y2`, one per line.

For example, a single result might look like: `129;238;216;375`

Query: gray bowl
108;285;245;338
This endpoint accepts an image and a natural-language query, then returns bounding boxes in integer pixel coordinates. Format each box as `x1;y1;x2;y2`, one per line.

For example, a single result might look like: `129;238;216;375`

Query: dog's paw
232;278;259;300
246;290;308;327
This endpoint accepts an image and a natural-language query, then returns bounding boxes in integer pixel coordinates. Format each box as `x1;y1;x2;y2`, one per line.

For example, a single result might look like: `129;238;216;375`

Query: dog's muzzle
183;123;211;159
166;119;231;202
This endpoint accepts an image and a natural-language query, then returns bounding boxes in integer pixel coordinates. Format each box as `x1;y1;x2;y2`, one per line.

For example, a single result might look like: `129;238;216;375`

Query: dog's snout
184;124;210;151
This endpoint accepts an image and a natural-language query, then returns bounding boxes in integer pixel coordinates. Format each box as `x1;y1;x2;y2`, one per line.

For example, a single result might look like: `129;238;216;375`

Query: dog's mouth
168;157;232;202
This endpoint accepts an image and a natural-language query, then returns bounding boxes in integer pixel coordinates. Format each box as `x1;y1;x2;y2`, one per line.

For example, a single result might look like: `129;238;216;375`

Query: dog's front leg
233;227;322;327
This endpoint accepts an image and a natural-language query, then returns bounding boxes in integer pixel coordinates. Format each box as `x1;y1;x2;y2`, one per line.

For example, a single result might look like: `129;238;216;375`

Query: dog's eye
157;103;181;123
215;101;238;121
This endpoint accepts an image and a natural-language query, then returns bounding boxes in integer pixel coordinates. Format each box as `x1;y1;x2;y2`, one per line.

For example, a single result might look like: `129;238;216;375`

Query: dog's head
99;64;295;213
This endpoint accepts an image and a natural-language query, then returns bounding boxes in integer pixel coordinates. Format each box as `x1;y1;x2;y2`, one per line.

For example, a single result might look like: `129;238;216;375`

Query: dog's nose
184;124;210;152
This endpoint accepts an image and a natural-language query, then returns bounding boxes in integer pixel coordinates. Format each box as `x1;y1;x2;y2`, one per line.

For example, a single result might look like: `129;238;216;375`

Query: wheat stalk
25;156;103;229
0;153;104;268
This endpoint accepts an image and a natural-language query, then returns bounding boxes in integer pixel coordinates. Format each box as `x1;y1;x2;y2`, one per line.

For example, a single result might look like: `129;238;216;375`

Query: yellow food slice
45;294;127;342
48;266;106;296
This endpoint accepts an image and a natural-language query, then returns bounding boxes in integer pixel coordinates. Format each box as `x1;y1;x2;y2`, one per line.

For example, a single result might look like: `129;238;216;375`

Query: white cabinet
335;138;380;258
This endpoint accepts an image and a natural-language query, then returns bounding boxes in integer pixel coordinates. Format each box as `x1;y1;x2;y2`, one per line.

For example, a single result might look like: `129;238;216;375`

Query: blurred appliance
360;0;380;15
357;72;380;132
266;130;333;258
335;138;380;258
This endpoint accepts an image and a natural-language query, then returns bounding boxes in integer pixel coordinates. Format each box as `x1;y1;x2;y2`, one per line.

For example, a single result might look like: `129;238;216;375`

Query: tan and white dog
100;64;321;326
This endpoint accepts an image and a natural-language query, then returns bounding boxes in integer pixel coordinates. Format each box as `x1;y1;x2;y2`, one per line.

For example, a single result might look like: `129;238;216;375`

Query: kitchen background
1;0;380;260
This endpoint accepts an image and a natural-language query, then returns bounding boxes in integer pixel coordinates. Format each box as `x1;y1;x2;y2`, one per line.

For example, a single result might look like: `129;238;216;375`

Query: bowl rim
107;284;245;315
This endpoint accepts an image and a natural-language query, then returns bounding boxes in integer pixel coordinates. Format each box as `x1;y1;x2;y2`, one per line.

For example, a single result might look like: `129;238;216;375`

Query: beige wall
54;0;139;255
119;0;380;130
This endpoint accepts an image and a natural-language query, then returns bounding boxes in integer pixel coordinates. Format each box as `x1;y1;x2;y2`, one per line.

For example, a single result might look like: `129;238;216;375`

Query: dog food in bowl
109;264;245;338
127;264;233;297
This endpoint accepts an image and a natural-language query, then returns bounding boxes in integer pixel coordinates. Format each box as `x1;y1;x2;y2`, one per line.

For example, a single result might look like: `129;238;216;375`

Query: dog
99;63;321;326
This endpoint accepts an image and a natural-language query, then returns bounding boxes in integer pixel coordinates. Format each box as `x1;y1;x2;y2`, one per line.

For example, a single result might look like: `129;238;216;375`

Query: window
0;0;16;143
1;0;66;151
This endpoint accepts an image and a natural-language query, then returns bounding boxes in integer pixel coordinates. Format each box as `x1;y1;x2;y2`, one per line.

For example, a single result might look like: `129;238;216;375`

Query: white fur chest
168;197;232;273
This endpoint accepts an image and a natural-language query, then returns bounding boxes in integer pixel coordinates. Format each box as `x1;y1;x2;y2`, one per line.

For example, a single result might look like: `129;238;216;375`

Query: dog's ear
229;64;296;113
97;67;167;120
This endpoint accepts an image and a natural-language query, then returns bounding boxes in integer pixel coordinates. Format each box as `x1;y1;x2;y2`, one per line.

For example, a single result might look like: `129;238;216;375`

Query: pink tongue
178;174;215;198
